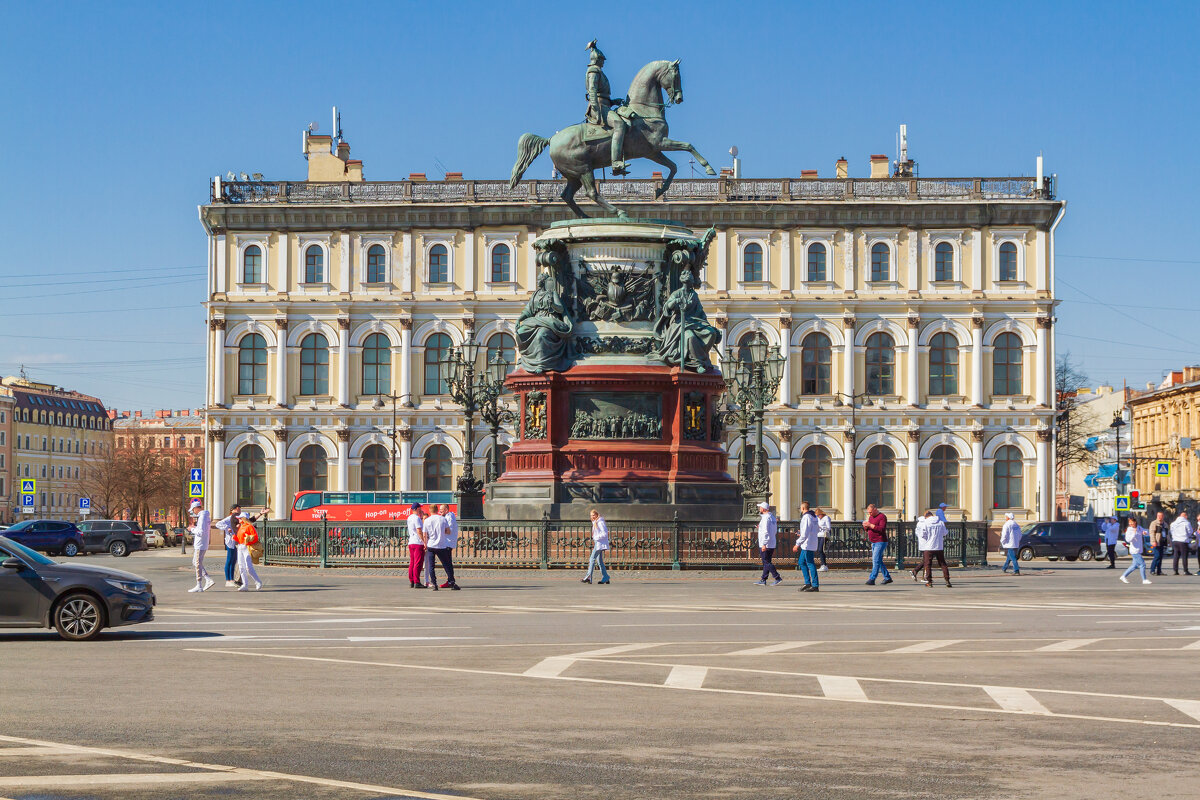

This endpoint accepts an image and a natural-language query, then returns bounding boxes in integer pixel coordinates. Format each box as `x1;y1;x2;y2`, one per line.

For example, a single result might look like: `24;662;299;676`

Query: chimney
651;171;662;180
1185;366;1200;383
134;411;142;419
181;409;190;417
869;154;889;179
835;157;848;179
155;409;170;419
444;172;463;181
336;140;351;162
800;169;818;180
409;172;427;182
345;160;363;181
719;167;734;178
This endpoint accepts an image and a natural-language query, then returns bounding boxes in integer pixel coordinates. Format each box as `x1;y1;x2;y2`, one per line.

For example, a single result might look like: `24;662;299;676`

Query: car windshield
1019;523;1040;536
0;536;56;566
5;520;35;533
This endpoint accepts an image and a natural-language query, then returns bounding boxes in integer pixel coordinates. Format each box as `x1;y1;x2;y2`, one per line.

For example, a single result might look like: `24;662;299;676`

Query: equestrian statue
509;40;718;218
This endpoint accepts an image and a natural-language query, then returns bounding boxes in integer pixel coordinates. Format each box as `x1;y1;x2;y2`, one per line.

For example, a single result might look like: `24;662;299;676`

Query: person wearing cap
187;499;214;593
1103;516;1120;568
912;509;951;588
754;502;782;586
406;503;426;589
1120;516;1151;585
935;503;948;525
234;512;263;591
1000;512;1022;575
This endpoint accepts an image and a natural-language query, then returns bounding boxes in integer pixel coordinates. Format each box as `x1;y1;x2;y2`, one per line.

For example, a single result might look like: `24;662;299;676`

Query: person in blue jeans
581;509;611;584
1000;512;1022;574
791;502;820;592
863;503;892;585
216;504;242;587
1120;517;1151;585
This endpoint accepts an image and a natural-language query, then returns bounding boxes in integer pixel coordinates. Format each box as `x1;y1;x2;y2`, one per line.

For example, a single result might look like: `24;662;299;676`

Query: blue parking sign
190;468;203;482
21;495;34;507
79;497;91;509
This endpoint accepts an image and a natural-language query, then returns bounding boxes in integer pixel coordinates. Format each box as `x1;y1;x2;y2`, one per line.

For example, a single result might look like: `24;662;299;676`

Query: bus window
428;492;453;504
349;492;374;504
375;493;403;504
294;493;323;511
325;493;350;505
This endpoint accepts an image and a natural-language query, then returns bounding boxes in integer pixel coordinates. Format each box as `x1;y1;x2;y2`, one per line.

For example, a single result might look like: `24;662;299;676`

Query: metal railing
215;177;1053;205
261;519;990;570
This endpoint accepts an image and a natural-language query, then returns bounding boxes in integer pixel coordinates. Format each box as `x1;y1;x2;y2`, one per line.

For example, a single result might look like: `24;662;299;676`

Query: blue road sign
190;468;203;482
1156;461;1171;477
1115;496;1130;511
188;481;204;498
21;494;34;507
79;497;91;509
20;479;35;494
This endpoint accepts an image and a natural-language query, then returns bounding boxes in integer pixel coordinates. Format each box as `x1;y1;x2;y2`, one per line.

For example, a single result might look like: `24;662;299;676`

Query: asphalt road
2;550;1200;799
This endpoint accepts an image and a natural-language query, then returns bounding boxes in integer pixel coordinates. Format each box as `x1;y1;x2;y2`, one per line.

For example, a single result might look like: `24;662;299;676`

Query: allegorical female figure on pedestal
652;268;721;372
516;272;575;373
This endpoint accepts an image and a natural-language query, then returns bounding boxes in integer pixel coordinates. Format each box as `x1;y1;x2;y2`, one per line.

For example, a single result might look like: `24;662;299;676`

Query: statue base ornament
486;219;744;522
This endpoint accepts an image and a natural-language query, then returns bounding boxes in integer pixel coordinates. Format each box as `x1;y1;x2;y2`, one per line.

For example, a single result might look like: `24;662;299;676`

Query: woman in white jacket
1000;512;1022;575
581;509;611;584
911;510;952;588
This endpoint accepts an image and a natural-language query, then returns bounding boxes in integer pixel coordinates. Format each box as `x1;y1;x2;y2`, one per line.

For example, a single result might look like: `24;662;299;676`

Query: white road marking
1182;640;1200;650
817;675;868;701
0;772;272;789
984;686;1050;714
565;643;661;657
0;747;78;756
346;636;481;642
603;622;1002;627
1164;699;1200;722
726;642;815;655
664;665;708;689
1037;639;1101;651
886;640;963;653
523;657;577;678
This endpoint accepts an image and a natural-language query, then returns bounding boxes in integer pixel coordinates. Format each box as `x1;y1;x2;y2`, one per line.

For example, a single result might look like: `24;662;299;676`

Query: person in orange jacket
234;512;263;592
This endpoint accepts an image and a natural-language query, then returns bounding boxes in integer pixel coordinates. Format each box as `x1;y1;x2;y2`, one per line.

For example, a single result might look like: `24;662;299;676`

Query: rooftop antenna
302;121;318;159
899;123;908;163
434;157;449;178
332;106;342;145
729;145;740;179
19;364;28;380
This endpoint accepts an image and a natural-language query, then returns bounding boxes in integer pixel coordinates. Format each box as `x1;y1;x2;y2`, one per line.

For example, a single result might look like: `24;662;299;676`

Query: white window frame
422;234;455;293
864;232;900;289
297;235;332;292
483;232;519;293
234;235;270;293
799;231;837;291
357;235;393;289
735;231;771;290
991;231;1030;285
927;231;964;286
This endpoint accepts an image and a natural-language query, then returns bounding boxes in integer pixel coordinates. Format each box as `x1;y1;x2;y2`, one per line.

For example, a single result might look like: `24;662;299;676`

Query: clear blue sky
2;0;1197;409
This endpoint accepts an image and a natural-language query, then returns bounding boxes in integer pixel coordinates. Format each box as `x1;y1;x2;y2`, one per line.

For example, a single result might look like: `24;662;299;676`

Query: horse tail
509;133;551;189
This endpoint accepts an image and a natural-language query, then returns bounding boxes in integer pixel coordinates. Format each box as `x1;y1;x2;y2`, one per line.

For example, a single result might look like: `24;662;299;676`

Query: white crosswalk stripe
983;686;1050;714
887;640;963;653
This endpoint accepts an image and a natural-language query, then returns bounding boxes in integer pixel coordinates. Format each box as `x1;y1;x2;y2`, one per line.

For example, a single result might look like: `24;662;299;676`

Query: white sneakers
187;585;203;593
254;582;263;591
1119;576;1129;584
1143;579;1152;585
224;580;236;588
203;577;214;591
817;565;829;573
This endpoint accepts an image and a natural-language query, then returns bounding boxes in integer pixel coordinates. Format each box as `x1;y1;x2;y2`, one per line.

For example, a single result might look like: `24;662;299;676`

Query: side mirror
2;557;25;570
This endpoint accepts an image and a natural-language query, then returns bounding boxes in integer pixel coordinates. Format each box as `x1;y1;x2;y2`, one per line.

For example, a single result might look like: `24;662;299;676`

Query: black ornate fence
262;519;989;570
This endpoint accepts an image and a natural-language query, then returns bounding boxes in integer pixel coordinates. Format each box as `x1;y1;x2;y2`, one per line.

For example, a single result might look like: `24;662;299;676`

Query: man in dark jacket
863;503;893;586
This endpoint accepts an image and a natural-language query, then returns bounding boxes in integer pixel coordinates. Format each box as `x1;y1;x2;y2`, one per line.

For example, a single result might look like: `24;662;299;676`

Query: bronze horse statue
508;59;717;218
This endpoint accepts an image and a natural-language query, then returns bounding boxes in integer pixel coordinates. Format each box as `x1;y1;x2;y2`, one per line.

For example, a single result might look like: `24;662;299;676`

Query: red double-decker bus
290;490;457;522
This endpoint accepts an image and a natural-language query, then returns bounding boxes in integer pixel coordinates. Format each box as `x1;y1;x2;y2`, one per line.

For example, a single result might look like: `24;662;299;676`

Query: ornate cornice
273;426;289;442
275;317;288;331
399;428;413;442
335;427;351;442
209;318;226;331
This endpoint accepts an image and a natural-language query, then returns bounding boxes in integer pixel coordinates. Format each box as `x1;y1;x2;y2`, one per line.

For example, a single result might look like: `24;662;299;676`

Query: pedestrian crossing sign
1114;496;1130;511
20;479;35;494
1156;461;1171;477
188;481;204;498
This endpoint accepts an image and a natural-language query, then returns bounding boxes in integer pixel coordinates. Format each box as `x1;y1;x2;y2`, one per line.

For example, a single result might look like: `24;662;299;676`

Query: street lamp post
833;391;873;522
1110;410;1127;519
718;337;784;516
478;352;514;483
374;392;405;490
442;339;508;519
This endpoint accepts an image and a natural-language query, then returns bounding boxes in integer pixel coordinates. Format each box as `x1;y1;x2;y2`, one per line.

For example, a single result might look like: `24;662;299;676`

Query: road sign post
189;481;204;499
1156;461;1171;478
21;495;35;513
79;497;91;516
1114;496;1130;512
20;479;36;495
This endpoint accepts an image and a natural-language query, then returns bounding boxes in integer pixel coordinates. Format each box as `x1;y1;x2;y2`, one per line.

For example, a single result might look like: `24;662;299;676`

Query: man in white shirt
814;507;831;572
790;501;820;592
1169;511;1194;575
422;507;459;590
912;509;951;588
187;499;214;593
754;501;781;586
406;503;425;589
1000;512;1022;575
436;504;460;590
1104;516;1120;568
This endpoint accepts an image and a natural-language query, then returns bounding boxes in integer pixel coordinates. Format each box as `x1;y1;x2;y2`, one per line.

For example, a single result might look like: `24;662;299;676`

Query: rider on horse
585;39;630;176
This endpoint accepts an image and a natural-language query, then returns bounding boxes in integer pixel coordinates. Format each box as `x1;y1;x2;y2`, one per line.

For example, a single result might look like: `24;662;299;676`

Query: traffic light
1131;490;1145;510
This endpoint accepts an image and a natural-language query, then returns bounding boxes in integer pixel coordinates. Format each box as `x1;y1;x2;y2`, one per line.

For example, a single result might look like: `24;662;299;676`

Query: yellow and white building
200;134;1064;524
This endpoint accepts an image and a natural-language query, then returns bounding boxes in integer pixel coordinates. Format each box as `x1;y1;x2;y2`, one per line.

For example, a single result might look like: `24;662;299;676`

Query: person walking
406;503;426;589
187;499;214;593
437;504;460;590
217;504;242;588
1000;511;1022;575
234;512;263;592
863;503;892;586
1170;511;1194;575
1104;516;1120;568
754;501;782;586
814;507;831;572
912;509;952;588
935;503;949;525
1148;511;1167;576
791;501;820;592
422;506;458;590
1120;516;1151;585
581;509;611;584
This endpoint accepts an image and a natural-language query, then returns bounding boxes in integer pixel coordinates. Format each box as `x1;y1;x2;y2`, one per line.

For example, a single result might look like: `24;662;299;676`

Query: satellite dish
226;171;236;181
729;145;739;158
251;173;263;181
307;121;319;133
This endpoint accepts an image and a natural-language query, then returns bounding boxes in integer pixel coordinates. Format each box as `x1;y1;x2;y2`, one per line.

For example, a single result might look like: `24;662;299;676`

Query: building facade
200;134;1063;524
1129;367;1200;515
0;376;113;523
0;393;13;520
111;409;206;526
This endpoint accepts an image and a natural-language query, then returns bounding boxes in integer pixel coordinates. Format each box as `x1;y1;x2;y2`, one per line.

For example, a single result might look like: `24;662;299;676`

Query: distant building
0;393;13;518
111;409;206;526
1057;385;1135;519
1129;366;1200;516
0;376;113;524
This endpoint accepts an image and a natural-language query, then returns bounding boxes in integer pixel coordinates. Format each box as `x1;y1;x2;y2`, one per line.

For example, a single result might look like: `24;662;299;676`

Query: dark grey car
0;535;156;641
76;519;146;557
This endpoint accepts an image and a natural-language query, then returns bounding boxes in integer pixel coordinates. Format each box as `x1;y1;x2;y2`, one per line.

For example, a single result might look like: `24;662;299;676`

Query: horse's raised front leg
561;177;588;218
645;151;678;199
580;171;626;218
661;137;717;176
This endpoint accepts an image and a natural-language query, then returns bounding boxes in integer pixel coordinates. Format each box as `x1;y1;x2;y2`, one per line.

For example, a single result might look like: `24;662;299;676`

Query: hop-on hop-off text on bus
290;490;458;522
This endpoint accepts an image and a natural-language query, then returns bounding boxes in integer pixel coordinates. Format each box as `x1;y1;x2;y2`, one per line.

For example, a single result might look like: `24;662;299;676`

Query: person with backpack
1120;516;1150;585
234;512;263;592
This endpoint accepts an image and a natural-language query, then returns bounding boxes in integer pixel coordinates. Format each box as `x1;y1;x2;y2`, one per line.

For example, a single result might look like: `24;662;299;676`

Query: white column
843;229;857;289
778;450;790;520
1036;434;1051;519
1035;319;1049;407
778;321;791;405
972;229;983;290
400;323;413;406
338;322;350;406
215;234;227;294
399;434;412;491
213;322;226;406
843;438;855;518
907;435;920;514
463;231;476;293
277;233;289;291
273;436;288;519
780;231;792;292
716;230;728;292
336;434;349;490
210;436;224;514
907;319;919;406
971;436;984;521
971;322;983;406
908;231;920;289
842;318;855;397
402;231;415;293
339;233;350;290
276;325;288;407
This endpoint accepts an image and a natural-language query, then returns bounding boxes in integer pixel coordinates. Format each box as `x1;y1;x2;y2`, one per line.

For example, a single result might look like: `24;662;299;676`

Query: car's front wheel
53;593;104;641
1018;547;1035;562
109;540;128;558
62;540;80;558
1078;547;1095;562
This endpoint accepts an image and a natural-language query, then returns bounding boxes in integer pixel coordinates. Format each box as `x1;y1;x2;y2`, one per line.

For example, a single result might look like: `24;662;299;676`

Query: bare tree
79;443;124;519
1055;352;1093;473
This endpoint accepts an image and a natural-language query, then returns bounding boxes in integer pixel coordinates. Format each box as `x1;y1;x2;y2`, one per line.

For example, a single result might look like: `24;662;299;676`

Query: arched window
300;333;329;396
993;444;1023;508
800;332;831;395
429;244;449;284
870;242;890;282
236;444;266;507
999;242;1018;281
801;445;832;508
865;444;895;508
424;333;451;395
930;445;959;508
993;332;1023;396
304;245;324;284
490;243;511;283
298;445;328;492
807;243;827;282
361;333;391;396
423;444;452;491
243;245;263;284
928;332;959;396
366;244;387;283
237;334;267;395
865;332;895;395
743;242;763;282
487;332;516;368
360;443;390;491
934;242;954;282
